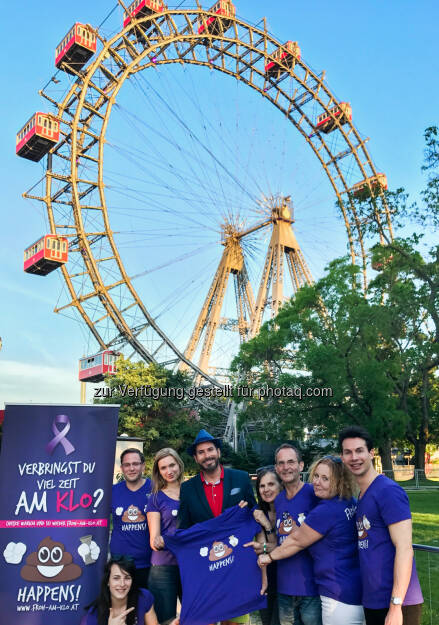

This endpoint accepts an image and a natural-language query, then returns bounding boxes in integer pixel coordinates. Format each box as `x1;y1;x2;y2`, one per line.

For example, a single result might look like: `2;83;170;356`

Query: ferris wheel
18;0;392;387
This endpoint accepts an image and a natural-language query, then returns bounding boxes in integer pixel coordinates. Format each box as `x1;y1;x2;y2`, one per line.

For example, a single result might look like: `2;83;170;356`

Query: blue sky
1;1;438;407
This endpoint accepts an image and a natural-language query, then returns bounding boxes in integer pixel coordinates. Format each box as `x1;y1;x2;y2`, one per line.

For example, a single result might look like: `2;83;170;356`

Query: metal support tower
250;196;313;337
180;223;255;380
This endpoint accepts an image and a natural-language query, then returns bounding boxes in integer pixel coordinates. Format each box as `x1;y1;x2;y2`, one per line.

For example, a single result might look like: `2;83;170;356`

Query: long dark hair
86;557;139;625
255;466;282;513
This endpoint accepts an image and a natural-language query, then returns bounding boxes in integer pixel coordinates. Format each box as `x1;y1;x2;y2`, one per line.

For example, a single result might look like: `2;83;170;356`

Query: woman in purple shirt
147;448;184;624
80;556;167;625
258;456;365;625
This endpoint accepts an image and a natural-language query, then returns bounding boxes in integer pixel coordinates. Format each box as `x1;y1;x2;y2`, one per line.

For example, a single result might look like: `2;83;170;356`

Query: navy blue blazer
178;467;256;529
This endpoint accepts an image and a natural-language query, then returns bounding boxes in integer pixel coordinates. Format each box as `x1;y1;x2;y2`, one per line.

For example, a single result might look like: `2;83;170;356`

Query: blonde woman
258;456;365;625
147;448;184;625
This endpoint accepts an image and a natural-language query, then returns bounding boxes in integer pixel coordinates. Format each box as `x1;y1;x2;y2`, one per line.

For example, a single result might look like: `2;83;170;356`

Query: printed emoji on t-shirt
278;512;296;535
122;505;145;523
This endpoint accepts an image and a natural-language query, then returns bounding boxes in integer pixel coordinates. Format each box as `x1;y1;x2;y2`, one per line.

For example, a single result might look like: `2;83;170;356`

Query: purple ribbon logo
46;414;75;456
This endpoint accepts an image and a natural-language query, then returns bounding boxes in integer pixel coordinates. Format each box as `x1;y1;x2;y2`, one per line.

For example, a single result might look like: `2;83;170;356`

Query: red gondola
23;235;68;276
198;0;236;35
265;41;301;79
352;173;388;198
123;0;165;28
79;350;120;382
315;102;352;134
55;23;97;74
16;113;60;162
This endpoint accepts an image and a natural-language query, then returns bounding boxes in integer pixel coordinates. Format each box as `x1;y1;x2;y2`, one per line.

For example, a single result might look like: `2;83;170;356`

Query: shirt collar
200;465;224;485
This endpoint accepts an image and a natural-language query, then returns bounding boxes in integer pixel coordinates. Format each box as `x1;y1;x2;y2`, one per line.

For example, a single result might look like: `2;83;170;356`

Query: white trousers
321;595;365;625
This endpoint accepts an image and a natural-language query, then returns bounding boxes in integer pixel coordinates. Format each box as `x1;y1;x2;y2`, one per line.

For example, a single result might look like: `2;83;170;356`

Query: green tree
232;127;439;470
96;357;199;467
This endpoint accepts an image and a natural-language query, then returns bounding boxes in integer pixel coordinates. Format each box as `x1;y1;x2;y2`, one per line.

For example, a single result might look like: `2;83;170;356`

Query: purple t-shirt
147;490;180;566
305;496;362;605
110;479;152;568
275;483;319;597
356;474;423;609
80;588;154;625
165;505;266;625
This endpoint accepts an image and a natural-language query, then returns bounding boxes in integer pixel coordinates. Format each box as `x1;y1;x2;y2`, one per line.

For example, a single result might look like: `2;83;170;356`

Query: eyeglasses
121;462;143;469
322;455;342;464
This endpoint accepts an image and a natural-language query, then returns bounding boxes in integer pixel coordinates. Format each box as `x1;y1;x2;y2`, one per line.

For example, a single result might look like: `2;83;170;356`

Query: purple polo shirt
306;496;362;605
147;490;180;566
275;483;319;597
356;474;423;609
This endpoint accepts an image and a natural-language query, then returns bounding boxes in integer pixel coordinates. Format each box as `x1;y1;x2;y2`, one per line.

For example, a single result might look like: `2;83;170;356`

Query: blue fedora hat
187;429;222;456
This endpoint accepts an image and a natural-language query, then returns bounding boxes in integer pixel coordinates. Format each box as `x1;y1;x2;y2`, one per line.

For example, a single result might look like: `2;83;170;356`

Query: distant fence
414;544;439;625
382;468;439;489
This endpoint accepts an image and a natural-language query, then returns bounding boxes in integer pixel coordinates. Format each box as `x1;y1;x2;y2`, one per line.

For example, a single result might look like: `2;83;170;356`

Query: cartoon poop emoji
122;505;145;523
357;515;371;540
279;512;296;535
20;537;82;582
208;540;233;561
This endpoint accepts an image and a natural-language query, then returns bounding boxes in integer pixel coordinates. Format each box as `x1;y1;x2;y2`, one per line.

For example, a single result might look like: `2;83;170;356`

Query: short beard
200;457;220;474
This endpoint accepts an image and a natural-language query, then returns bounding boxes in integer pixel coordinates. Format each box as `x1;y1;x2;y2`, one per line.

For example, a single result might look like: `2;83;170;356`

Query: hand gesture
243;540;264;555
108;606;135;625
238;500;248;508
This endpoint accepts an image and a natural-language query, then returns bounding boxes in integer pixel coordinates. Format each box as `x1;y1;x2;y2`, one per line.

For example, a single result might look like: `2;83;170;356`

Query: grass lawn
408;491;439;625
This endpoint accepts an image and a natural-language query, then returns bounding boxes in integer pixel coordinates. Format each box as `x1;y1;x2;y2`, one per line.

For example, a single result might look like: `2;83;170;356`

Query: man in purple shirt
274;444;322;625
339;426;423;625
110;448;152;588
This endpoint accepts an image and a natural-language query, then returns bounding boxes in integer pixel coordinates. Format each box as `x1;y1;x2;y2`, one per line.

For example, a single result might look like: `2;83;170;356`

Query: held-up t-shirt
356;474;423;609
80;588;154;625
275;484;319;597
110;479;152;568
305;496;362;605
165;505;266;625
146;490;180;566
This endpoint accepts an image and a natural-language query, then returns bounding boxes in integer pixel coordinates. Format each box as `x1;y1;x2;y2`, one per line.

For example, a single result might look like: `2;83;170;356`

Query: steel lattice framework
25;5;393;384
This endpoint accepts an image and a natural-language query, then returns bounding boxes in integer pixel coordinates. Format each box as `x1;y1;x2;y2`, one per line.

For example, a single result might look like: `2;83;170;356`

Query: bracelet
263;542;267;554
265;526;275;535
268;552;273;562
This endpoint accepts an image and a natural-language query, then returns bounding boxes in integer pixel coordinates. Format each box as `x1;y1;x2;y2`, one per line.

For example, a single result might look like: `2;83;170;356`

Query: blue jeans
148;565;181;623
278;594;322;625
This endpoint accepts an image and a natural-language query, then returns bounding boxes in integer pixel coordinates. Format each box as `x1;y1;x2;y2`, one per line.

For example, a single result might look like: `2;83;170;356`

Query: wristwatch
390;597;402;605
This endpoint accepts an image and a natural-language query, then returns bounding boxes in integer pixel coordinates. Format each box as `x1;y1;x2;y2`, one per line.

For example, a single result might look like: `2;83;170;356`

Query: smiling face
194;442;221;474
120;451;145;485
208;540;233;561
158;455;181;484
258;471;281;504
122;505;145;523
341;437;375;479
275;448;303;486
312;462;335;499
20;536;82;583
108;564;132;602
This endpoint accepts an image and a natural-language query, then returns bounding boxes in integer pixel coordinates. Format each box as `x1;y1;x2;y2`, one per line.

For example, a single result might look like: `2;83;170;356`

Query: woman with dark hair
246;466;283;625
80;556;176;625
258;456;365;625
146;448;184;624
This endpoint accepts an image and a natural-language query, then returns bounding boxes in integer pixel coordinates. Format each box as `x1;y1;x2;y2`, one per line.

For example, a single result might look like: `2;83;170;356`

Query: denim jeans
278;594;322;625
148;565;181;623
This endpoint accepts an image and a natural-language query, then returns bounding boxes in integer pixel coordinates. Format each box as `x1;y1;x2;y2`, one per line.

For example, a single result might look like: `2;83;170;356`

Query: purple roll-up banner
0;404;119;624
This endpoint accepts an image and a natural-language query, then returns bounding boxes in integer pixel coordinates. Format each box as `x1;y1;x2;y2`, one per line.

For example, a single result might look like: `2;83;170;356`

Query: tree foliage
95;357;200;468
232;127;439;470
